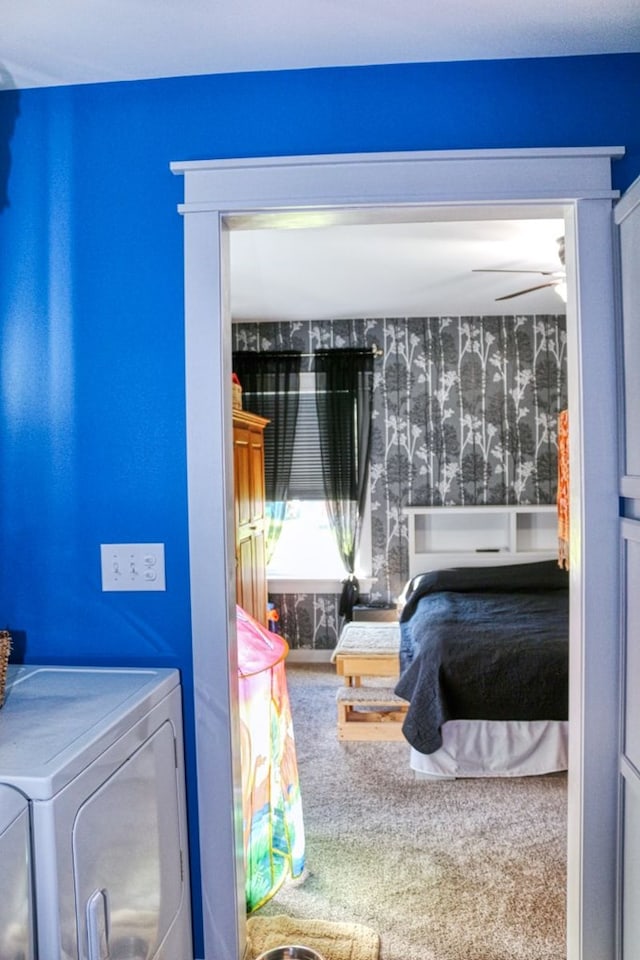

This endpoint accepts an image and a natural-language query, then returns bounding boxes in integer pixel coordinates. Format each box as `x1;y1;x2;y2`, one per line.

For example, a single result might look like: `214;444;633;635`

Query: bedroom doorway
228;212;569;958
172;148;621;960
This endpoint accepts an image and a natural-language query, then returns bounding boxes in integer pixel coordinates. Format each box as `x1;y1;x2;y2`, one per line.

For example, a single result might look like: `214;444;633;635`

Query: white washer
0;665;192;960
0;782;35;959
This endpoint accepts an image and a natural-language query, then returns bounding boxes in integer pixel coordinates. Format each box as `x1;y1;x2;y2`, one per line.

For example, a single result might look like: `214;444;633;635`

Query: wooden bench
331;621;408;741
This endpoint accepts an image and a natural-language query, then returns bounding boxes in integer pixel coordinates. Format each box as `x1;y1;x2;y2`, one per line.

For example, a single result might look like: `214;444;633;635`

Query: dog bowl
255;946;325;960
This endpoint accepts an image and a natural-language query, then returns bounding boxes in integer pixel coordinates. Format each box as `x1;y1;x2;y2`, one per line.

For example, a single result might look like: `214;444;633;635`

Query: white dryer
0;665;192;960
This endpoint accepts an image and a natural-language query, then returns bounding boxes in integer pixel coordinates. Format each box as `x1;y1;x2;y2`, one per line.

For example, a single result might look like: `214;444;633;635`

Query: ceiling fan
473;236;566;301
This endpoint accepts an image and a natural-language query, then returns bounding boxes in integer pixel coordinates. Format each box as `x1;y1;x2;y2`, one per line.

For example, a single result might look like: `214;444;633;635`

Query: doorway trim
172;147;624;960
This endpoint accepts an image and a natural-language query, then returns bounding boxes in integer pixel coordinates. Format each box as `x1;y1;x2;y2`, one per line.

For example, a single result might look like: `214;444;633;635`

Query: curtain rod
233;345;383;360
300;345;383;359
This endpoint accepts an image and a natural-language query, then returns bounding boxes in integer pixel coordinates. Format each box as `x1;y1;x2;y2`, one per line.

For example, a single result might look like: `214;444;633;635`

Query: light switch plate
100;543;166;591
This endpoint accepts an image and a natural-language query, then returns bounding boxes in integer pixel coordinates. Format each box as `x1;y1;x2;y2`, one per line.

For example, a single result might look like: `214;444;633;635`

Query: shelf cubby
405;504;557;578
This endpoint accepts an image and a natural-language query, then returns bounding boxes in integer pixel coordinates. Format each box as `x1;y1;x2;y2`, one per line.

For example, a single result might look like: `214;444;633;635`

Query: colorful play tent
236;605;305;912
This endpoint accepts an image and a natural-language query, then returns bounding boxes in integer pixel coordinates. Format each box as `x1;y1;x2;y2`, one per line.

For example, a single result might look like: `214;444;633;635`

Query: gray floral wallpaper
233;314;567;650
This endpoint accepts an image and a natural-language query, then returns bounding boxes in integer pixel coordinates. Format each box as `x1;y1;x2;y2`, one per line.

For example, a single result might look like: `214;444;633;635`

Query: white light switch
100;543;166;591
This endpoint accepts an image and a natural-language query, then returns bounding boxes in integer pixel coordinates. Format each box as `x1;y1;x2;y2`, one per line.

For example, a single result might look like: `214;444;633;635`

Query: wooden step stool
336;686;408;741
331;621;408;741
331;621;402;686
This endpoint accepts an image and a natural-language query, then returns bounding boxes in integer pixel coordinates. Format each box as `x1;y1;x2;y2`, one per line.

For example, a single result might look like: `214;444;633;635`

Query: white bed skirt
410;719;569;779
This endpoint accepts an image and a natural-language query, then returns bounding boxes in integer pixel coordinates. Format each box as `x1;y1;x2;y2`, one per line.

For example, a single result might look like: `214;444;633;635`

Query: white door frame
172;147;624;960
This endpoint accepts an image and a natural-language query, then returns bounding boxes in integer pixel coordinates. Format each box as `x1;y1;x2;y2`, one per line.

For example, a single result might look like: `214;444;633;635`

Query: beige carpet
246;915;380;960
255;664;567;960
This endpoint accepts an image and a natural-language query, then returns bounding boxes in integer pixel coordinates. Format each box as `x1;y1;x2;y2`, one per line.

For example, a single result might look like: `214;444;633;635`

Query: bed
394;560;569;778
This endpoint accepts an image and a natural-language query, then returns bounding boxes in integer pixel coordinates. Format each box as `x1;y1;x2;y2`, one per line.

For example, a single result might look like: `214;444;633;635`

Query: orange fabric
557;409;570;570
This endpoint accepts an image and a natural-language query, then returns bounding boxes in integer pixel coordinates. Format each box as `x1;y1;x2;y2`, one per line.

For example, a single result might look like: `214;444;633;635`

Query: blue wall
0;52;638;954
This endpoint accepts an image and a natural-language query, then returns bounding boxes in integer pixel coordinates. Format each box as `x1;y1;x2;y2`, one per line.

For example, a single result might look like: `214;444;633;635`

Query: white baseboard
286;648;333;664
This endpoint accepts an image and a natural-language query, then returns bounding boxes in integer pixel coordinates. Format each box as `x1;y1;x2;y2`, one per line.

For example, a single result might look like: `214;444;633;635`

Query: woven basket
232;381;242;410
0;631;11;709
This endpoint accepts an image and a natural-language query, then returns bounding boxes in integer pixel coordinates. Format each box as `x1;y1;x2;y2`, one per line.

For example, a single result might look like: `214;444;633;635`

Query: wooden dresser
232;409;269;626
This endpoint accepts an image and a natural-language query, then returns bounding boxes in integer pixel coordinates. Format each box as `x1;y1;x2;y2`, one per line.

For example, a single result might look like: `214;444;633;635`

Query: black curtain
314;348;374;621
232;351;302;562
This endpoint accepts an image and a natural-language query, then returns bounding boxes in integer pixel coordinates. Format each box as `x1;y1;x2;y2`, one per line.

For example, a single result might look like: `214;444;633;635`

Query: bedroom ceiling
2;0;640;90
229;210;568;321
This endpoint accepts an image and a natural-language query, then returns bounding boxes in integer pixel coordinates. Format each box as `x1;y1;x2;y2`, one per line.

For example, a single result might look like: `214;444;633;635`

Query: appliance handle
86;887;110;960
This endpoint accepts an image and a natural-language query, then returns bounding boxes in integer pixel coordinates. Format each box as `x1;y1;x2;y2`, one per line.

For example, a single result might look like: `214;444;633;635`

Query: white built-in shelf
405;504;557;578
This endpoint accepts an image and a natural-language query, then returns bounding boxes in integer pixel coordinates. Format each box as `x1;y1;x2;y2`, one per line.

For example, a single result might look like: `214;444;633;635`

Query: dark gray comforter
394;561;569;755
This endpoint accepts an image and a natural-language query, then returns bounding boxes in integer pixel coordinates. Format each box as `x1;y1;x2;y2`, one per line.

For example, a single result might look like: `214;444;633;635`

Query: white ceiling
230;210;568;320
1;0;640;90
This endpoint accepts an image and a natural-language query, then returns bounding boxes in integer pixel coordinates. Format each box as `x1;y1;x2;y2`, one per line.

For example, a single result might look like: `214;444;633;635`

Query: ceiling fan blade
472;268;556;276
495;280;559;301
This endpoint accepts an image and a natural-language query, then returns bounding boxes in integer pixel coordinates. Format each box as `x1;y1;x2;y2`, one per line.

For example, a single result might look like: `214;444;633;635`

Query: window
233;357;374;589
281;378;325;500
266;496;372;583
267;500;342;578
265;372;371;584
